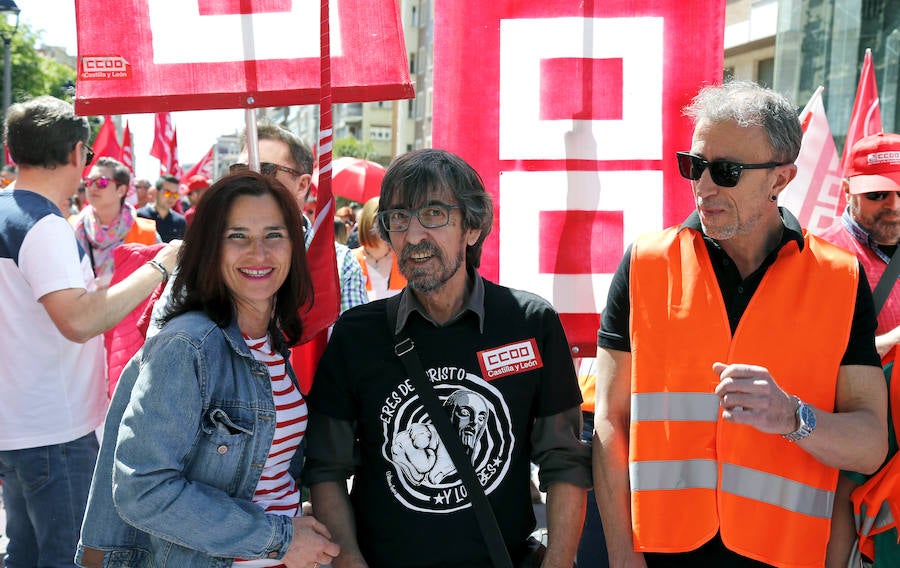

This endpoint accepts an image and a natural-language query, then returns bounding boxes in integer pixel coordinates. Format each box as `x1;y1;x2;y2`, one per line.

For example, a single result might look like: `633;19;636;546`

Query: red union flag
120;121;134;173
73;0;413;115
779;87;842;235
835;48;882;216
433;1;722;356
84;115;121;176
180;145;215;183
151;113;182;178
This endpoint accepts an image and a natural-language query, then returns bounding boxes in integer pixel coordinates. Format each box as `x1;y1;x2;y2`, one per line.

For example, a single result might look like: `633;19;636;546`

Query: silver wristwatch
782;397;816;442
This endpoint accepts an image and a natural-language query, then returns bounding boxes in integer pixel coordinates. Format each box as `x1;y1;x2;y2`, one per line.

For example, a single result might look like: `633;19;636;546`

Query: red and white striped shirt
234;334;307;568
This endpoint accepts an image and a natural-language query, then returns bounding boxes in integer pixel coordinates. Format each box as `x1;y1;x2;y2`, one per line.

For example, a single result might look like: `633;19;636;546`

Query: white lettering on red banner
147;1;343;64
477;339;544;381
80;56;132;80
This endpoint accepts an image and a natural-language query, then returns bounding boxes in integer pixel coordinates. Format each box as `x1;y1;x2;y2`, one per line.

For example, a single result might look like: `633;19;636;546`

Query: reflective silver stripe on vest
631;392;720;422
630;459;718;491
721;462;834;519
856;501;895;536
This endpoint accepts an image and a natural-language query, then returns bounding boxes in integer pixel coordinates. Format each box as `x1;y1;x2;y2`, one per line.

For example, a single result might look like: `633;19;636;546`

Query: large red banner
433;1;724;356
74;0;413;115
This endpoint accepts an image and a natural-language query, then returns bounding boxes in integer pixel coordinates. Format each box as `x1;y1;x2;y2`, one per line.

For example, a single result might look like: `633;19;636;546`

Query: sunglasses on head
229;162;303;178
82;176;111;189
676;152;790;188
862;191;900;202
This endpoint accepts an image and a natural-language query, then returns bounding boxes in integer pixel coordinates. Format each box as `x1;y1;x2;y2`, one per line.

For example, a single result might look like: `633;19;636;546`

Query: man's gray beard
403;248;465;293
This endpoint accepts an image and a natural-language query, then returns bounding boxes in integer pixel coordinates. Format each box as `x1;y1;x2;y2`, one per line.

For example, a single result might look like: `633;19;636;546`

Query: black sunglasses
229;162;303;178
676;152;789;188
862;191;900;202
84;144;95;165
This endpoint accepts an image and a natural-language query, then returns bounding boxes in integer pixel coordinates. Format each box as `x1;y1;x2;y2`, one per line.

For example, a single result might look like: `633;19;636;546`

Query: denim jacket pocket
187;407;255;492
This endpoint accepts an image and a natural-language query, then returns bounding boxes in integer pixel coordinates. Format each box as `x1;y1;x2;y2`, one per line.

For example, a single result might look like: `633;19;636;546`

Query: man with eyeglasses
0;96;180;568
137;174;187;242
304;149;591;568
233;123;367;313
593;82;886;567
820;132;900;566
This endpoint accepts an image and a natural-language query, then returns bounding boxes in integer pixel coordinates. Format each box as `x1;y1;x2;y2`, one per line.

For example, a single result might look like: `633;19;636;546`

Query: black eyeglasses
676;152;790;188
229;162;303;179
378;204;461;232
84;144;95;165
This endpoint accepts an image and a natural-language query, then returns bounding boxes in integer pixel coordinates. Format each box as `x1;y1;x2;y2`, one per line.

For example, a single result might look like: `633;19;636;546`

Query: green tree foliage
333;136;377;160
0;20;77;104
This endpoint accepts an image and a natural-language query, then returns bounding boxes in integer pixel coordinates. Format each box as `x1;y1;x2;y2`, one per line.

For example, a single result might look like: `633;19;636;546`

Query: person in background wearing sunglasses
137;174;187;242
232;122;368;314
593;81;886;568
820;132;900;567
73;156;159;288
0;96;181;568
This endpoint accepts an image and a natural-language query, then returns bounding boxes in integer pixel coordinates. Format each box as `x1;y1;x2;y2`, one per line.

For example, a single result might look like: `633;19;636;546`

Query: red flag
120;121;134;173
84;115;122;176
290;0;340;394
150;113;183;178
779;87;842;234
180;145;215;183
835;48;882;215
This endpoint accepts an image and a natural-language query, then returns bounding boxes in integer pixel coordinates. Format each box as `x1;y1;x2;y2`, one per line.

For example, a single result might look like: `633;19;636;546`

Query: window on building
371;126;392;141
756;57;774;87
411;5;418;27
410;53;416;74
408;99;415;119
724;66;735;82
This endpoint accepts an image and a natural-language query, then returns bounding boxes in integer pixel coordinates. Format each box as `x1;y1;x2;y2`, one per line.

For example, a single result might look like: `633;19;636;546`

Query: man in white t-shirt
0;96;180;568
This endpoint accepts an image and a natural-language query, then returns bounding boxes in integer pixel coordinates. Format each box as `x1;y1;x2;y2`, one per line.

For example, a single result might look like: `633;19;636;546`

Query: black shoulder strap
385;294;513;568
872;246;900;316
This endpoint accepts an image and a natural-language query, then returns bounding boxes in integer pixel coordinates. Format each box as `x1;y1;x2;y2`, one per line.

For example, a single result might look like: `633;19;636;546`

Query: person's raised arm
593;348;646;568
40;241;180;343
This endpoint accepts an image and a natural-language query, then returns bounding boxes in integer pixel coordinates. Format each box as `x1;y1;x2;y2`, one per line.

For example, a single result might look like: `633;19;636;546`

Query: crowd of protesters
4;80;900;568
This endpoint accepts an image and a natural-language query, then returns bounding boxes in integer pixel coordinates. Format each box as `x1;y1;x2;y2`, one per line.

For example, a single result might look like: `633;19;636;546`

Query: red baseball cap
846;132;900;194
185;174;210;194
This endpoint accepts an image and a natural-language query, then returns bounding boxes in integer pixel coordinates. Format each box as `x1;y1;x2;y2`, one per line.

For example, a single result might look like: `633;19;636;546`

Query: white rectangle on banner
499;17;664;160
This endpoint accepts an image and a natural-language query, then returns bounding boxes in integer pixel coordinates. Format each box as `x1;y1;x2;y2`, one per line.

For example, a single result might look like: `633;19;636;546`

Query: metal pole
1;36;10;167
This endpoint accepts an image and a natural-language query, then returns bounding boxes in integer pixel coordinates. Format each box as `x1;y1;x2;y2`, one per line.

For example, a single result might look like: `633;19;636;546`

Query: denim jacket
76;311;303;568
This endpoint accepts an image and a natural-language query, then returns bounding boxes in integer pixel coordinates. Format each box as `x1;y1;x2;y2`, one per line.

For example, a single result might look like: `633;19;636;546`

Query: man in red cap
820;132;900;565
822;132;900;357
183;174;210;227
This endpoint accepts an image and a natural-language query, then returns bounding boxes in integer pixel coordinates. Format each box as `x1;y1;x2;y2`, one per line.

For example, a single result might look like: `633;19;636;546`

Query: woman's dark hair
162;171;312;346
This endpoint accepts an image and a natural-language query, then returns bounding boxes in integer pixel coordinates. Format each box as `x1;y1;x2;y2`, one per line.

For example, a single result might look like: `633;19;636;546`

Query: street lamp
0;0;19;167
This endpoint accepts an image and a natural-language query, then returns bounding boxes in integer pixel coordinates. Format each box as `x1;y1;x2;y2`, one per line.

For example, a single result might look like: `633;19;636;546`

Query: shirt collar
839;206;892;262
394;269;486;334
678;206;805;252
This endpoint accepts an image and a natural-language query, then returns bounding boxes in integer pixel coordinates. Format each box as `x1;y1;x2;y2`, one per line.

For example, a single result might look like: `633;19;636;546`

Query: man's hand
713;362;797;435
281;517;341;568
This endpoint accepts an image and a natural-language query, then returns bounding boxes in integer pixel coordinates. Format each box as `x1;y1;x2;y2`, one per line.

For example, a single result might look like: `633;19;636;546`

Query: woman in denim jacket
76;171;340;568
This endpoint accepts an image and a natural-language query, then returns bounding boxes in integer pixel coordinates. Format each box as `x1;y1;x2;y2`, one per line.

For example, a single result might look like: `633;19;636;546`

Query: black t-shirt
598;210;880;567
305;278;582;568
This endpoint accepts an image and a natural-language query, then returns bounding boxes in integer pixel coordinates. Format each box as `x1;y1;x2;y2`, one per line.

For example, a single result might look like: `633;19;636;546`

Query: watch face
799;404;816;430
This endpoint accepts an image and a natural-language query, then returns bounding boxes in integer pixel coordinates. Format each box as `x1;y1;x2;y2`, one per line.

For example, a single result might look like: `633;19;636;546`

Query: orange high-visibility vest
851;349;900;561
125;217;157;245
629;226;859;568
352;246;406;292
